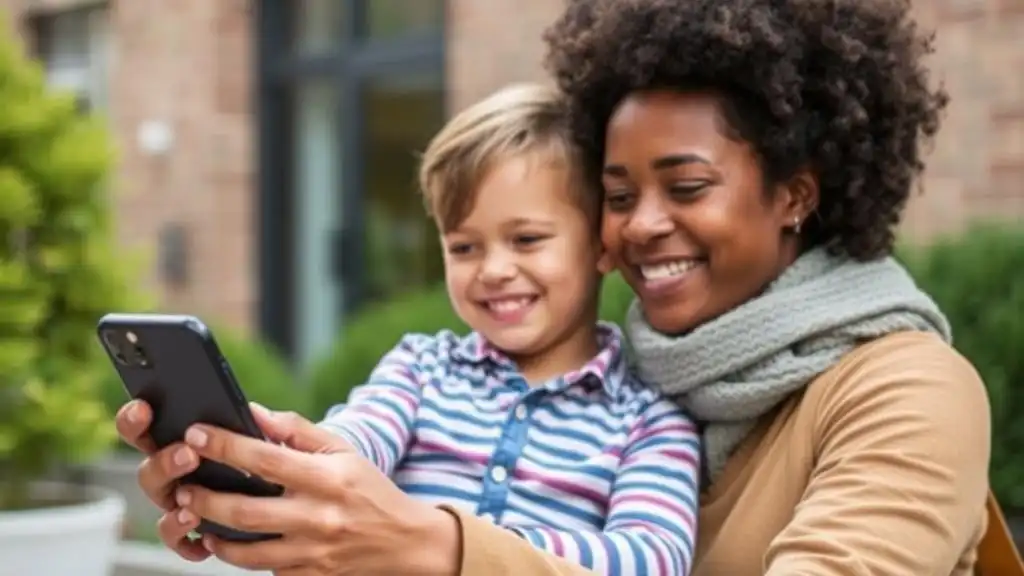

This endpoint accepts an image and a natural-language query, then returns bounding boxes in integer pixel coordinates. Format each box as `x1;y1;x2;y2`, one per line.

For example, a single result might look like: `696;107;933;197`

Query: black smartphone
96;313;284;542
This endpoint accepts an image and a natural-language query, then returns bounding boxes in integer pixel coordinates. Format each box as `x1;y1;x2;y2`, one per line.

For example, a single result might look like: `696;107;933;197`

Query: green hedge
307;225;1024;508
900;224;1024;509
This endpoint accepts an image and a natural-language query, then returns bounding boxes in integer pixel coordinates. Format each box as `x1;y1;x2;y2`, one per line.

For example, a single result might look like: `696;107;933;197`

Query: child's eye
447;243;473;255
514;234;546;246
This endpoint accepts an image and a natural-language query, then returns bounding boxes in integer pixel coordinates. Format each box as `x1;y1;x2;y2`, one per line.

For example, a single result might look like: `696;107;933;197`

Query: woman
114;0;992;574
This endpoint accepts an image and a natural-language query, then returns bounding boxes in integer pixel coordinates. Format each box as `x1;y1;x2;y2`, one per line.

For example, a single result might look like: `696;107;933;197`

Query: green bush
599;272;634;325
307;284;467;418
99;326;307;451
900;223;1024;510
0;16;146;508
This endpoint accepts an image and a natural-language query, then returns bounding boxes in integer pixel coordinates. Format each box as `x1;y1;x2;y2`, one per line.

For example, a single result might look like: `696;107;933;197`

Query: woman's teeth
640;260;700;280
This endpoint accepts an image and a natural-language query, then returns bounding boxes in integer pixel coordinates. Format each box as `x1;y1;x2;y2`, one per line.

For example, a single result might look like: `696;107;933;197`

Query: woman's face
601;90;816;334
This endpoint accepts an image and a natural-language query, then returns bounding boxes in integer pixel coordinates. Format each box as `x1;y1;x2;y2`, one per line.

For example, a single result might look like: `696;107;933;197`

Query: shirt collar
451;321;627;398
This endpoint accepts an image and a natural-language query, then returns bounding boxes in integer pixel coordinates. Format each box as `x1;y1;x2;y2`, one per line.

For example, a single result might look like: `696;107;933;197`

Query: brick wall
1;0;257;332
904;0;1024;237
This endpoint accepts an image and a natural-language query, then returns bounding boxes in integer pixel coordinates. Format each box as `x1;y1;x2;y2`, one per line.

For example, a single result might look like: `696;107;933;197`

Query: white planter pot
77;451;163;541
0;482;125;576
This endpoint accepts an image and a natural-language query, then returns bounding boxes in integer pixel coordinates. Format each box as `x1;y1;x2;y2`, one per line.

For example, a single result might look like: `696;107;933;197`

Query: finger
177;484;342;537
156;508;209;562
137;442;200;511
115;400;158;453
250;403;352;455
203;535;310;572
183;424;340;495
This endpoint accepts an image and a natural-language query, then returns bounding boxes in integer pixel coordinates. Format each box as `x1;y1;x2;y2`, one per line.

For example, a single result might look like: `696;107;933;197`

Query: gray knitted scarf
626;247;951;483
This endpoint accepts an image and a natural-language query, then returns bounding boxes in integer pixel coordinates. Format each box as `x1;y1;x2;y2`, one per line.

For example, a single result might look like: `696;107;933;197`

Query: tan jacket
443;331;992;575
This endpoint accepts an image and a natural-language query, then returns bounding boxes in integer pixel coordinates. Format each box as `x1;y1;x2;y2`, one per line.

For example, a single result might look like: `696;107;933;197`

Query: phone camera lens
102;330;130;366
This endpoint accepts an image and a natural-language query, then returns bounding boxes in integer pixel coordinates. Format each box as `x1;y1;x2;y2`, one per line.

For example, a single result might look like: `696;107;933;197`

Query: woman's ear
777;169;820;228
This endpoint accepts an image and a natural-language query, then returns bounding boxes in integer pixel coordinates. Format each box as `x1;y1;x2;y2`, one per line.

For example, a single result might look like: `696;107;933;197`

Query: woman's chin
639;301;712;336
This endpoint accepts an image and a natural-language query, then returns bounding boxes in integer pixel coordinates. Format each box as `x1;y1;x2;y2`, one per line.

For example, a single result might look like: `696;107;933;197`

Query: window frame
255;0;446;359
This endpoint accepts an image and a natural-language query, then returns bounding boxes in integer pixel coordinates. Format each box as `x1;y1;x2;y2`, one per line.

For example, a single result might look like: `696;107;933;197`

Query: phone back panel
97;313;282;498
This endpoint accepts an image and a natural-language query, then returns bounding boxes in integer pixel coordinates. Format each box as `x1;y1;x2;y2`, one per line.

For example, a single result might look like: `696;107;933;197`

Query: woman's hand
174;405;462;576
114;400;209;562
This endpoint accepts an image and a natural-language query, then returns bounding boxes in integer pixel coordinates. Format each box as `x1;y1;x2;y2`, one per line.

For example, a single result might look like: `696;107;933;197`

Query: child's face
441;155;603;360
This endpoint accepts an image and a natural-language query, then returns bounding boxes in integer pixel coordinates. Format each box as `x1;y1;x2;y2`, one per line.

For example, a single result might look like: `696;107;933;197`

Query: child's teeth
640;260;698;280
491;298;531;312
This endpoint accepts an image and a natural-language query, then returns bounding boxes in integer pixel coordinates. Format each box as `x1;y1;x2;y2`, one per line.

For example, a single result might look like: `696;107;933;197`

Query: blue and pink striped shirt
319;323;700;575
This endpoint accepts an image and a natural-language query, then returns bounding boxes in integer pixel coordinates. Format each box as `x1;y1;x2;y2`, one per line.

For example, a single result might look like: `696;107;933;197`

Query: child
319;84;700;576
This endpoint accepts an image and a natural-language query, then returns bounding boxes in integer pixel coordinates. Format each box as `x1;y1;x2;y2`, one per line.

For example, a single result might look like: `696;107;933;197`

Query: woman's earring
792;217;802;234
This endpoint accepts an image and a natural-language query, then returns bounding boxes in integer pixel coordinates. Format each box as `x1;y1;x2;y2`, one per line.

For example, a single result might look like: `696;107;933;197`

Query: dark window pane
360;0;443;39
290;0;343;54
362;71;445;303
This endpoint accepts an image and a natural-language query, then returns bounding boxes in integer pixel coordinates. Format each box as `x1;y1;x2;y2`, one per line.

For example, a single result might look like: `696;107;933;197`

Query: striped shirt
319;323;701;575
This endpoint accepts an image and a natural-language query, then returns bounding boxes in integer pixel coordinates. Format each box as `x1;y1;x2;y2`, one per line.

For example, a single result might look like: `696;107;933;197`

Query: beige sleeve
440;506;598;576
764;333;991;576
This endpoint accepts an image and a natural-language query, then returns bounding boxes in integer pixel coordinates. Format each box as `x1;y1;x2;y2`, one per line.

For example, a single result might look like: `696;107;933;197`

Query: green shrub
900;223;1024;510
0;17;146;508
599;272;634;325
216;329;308;415
307;284;467;418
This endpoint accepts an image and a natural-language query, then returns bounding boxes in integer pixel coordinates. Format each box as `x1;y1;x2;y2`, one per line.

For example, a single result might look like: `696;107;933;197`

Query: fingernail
249;402;272;418
184;427;208;448
202;535;215;552
177;508;195;524
176;488;192;507
173;447;193;467
125;401;140;423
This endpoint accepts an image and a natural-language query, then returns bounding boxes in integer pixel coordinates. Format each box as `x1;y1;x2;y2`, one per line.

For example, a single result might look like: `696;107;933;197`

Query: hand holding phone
97;313;284;542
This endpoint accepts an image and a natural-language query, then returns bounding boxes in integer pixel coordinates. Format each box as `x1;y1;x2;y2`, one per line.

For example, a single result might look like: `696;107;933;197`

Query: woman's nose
622;194;675;244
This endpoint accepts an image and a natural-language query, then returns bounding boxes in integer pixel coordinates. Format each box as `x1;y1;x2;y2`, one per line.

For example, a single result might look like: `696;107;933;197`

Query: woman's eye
668;182;708;197
604;192;634;212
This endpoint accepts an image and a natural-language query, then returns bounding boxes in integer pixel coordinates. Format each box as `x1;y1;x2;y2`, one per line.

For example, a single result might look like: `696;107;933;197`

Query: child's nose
478;252;517;284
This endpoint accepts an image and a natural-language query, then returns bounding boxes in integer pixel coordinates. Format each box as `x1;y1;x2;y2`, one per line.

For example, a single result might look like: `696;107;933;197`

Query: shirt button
514;404;528;420
490;465;508;483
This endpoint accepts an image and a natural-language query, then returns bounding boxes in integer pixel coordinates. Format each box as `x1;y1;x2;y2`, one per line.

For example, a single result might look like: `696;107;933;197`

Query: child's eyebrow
506;217;557;228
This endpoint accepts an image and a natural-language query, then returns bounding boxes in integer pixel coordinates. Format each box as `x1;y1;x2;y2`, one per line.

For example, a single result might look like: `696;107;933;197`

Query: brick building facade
1;0;1021;363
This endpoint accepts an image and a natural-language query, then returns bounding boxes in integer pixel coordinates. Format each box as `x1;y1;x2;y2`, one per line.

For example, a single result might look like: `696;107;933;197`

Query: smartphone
96;313;284;542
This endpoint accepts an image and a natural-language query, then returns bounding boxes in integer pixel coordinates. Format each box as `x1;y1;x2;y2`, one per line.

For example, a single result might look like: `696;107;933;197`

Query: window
289;0;344;55
290;80;343;366
32;7;111;113
362;72;446;303
257;0;446;361
360;0;445;40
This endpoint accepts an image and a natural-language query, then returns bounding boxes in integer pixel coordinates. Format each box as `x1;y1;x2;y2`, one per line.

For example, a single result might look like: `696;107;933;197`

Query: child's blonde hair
418;83;598;232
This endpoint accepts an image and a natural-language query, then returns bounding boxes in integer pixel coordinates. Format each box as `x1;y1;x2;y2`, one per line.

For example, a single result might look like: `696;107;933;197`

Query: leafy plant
306;283;467;419
0;18;145;509
900;223;1024;510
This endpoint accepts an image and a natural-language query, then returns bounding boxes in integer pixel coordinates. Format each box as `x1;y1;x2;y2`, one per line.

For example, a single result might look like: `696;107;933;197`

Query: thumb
249;402;353;455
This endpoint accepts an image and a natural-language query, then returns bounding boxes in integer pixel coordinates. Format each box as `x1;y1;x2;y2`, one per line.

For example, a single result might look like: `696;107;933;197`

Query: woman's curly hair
543;0;948;260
